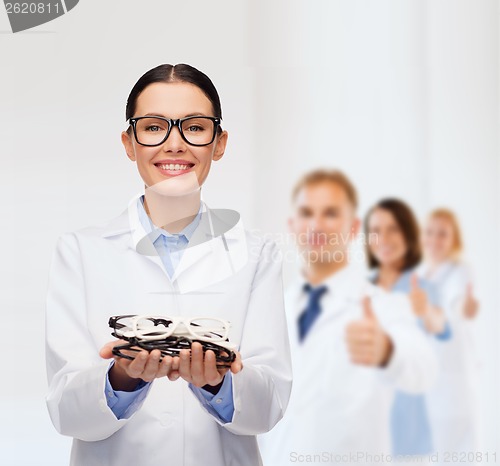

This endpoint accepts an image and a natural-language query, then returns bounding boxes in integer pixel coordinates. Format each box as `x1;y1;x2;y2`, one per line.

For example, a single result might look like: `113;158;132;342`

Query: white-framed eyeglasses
109;315;231;343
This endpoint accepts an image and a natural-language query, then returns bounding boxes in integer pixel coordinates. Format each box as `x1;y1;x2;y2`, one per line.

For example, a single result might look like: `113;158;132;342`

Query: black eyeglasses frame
128;115;222;147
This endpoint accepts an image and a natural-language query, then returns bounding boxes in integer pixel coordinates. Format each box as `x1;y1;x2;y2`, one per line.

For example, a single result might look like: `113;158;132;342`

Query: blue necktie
298;284;328;342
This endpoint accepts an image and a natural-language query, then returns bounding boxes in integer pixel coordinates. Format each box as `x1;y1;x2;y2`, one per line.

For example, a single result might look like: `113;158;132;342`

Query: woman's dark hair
125;64;222;122
364;198;422;271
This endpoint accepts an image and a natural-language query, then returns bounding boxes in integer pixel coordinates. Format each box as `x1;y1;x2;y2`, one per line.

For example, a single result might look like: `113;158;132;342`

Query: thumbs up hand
407;274;449;334
408;274;429;317
345;296;393;367
463;283;479;319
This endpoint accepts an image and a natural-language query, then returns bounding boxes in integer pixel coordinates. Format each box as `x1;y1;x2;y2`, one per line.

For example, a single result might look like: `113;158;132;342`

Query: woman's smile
154;158;195;177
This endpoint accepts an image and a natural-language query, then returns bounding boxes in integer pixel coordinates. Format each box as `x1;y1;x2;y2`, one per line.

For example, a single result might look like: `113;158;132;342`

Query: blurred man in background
259;169;438;466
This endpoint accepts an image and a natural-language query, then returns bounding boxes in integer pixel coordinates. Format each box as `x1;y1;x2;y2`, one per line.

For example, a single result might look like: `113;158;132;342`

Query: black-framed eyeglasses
108;314;236;368
128;115;221;147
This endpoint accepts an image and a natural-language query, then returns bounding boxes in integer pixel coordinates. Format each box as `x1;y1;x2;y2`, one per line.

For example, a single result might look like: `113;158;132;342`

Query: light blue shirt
136;195;201;277
388;269;450;456
105;196;234;423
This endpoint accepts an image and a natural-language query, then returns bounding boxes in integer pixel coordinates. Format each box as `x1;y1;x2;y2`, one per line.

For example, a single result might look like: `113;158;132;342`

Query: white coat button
159;412;173;428
98;400;108;413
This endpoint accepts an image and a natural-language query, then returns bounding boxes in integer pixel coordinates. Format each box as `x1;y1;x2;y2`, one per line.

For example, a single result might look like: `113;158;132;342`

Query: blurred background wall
0;0;497;463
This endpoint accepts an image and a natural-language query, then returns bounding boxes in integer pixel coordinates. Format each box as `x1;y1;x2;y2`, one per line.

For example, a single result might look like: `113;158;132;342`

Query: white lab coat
258;266;438;466
418;261;480;460
45;195;292;466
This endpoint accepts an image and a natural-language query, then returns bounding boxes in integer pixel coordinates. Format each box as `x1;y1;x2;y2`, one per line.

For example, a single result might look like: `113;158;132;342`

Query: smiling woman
121;65;228;205
45;63;292;466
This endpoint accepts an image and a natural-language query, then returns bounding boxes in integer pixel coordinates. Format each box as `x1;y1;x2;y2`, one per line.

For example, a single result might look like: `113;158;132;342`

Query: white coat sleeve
221;239;293;435
45;233;151;441
375;292;438;393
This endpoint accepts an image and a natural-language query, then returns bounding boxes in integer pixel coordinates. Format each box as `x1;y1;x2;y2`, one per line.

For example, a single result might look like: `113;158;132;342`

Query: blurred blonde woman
418;209;480;462
420;209;479;318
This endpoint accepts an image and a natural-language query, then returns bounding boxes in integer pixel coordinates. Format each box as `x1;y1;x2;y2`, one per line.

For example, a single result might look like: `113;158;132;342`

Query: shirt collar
101;193;242;256
137;195;202;243
370;268;415;291
295;264;368;301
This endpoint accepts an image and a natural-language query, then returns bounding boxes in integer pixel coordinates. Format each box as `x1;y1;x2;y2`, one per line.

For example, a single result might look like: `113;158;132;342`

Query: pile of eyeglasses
108;315;236;368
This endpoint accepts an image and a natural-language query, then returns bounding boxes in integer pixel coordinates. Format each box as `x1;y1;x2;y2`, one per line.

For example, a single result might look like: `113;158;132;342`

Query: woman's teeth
157;163;191;171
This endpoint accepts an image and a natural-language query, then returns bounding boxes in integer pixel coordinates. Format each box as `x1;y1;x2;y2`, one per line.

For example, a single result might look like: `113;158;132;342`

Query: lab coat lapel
171;207;246;291
100;194;171;277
